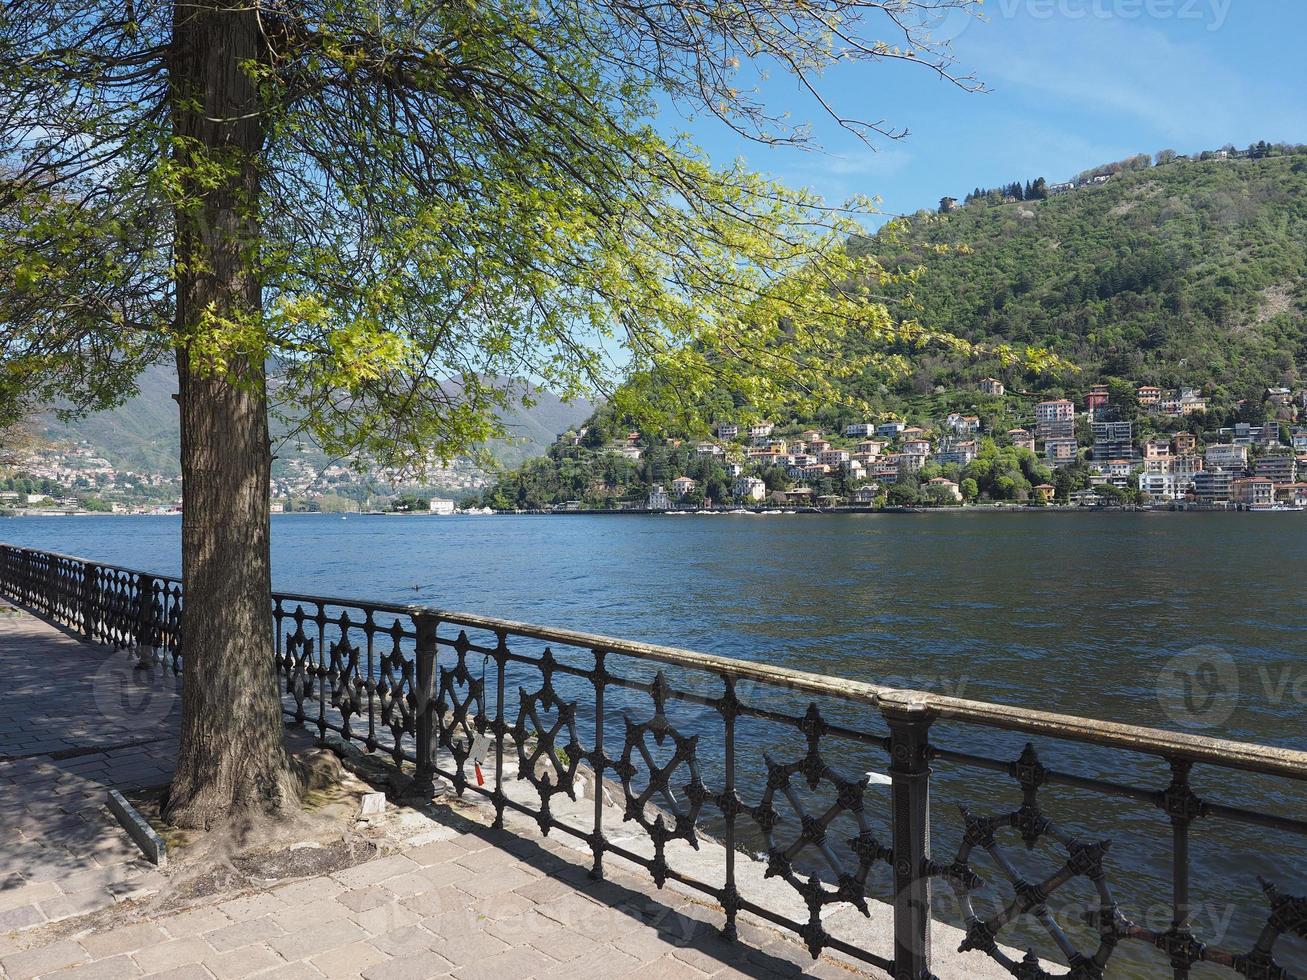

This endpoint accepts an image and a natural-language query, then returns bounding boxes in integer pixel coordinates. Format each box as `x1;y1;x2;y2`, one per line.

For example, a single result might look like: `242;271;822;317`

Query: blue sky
670;0;1307;221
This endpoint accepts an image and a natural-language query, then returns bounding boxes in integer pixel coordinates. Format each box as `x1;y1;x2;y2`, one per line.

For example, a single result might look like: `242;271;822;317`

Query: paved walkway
0;605;899;980
1;609;178;937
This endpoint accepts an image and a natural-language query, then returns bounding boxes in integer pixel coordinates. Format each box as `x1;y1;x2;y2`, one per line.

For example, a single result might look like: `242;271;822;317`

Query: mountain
864;151;1307;399
39;366;592;480
477;147;1307;509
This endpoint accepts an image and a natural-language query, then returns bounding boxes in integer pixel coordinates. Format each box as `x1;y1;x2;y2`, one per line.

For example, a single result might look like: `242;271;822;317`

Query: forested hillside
480;148;1307;509
869;151;1307;402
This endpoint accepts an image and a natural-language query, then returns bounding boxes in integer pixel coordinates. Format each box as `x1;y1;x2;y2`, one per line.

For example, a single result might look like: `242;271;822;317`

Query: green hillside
869;152;1307;399
479;148;1307;510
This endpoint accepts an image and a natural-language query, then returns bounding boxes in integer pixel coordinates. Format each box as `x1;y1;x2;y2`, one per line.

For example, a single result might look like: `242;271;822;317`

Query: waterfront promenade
1;602;997;980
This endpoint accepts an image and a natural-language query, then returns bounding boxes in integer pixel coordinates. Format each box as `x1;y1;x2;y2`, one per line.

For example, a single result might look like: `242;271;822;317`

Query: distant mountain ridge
40;365;592;479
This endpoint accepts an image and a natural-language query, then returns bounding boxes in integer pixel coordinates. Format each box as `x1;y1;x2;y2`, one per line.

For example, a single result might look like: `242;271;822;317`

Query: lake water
4;512;1306;974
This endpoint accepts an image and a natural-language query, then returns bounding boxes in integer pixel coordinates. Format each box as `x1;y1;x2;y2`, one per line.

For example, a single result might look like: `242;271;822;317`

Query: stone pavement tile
238;964;323;980
0;902;45;931
510;875;573;905
1;938;90;979
0;883;61;914
450;847;519;875
268;919;368;961
448;866;536;900
397;885;470;919
337;886;393;913
484;907;599;962
535;945;643;979
130;938;215;975
80;923;170;959
367;924;446;959
140;966;214;980
360;950;454;980
307;938;390;979
624;953;711;978
217;892;285;923
201;942;284;980
403;841;465;868
203;916;286;953
332;856;420;889
41;887;113;921
44;953;145;980
373;871;436;901
160;906;232;939
614;924;687;966
270;878;346;905
467;890;533;922
268;897;352;932
449;945;554;980
445;834;495;854
349;901;422;936
668;938;753;976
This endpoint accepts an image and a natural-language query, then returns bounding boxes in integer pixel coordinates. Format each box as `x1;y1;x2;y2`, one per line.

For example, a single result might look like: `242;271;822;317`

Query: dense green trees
868;154;1307;401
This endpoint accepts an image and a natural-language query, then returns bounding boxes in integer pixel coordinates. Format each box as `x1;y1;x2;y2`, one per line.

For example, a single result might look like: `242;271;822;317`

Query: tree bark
164;0;300;828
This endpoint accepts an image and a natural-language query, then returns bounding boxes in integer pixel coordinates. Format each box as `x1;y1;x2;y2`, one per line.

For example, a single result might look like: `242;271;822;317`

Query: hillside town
0;439;490;516
541;377;1307;513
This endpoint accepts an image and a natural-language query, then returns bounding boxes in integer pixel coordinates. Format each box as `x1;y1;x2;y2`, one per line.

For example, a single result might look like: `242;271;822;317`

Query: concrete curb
106;789;168;867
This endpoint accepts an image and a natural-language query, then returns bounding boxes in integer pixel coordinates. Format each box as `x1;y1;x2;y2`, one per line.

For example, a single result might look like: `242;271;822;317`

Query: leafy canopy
2;0;991;467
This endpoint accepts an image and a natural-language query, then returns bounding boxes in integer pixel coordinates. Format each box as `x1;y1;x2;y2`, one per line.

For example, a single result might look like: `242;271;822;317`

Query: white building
876;421;907;440
670;476;697;498
1205;444;1249;472
428;498;456;514
734;476;767;502
647;485;671;510
748;422;774;439
844;422;876;437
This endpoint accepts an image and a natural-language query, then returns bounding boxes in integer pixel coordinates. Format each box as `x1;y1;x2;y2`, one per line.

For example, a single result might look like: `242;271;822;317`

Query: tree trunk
164;0;300;828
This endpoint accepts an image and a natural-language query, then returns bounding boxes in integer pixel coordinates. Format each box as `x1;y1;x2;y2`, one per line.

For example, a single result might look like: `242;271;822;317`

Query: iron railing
2;541;1305;980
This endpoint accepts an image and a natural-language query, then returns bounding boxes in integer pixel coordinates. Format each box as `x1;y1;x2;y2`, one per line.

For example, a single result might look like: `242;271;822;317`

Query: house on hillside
648;485;671;510
926;477;963;502
979;377;1006;397
670;476;697;498
851;486;880;505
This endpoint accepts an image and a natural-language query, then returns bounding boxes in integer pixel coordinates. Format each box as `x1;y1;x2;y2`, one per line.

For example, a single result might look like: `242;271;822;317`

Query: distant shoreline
4;504;1303;519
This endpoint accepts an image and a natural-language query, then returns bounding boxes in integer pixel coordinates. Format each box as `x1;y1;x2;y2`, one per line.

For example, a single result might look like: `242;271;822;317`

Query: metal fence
2;541;1305;980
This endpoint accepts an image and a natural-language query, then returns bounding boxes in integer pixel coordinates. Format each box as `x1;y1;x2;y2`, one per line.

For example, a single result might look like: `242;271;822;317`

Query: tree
1;0;984;827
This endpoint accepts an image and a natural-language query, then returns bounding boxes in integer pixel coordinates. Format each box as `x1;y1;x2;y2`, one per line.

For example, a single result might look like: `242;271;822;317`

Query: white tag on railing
470;733;491;766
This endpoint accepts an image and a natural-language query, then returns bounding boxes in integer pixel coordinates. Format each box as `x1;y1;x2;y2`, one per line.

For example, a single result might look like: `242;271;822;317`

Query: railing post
410;610;438;801
882;699;934;980
136;575;156;666
82;562;100;643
